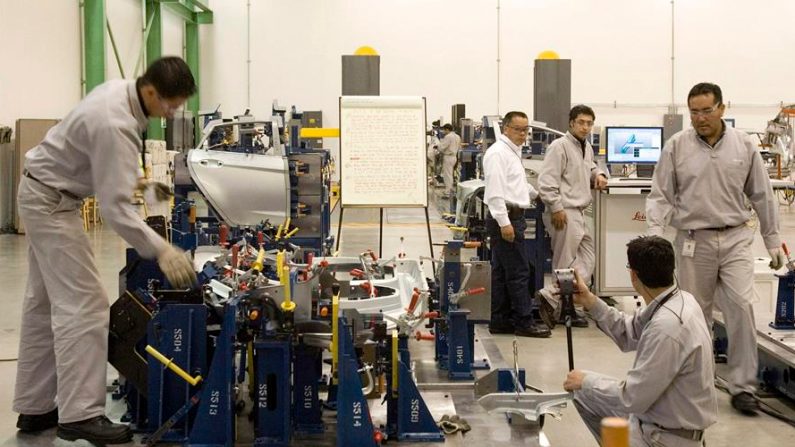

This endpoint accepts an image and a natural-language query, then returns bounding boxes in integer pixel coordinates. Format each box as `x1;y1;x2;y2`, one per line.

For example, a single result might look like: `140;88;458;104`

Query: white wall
0;0;81;127
197;0;795;133
3;0;795;134
0;0;185;128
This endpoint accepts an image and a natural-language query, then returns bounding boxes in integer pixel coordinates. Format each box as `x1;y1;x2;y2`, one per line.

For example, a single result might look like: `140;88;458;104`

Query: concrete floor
0;187;794;445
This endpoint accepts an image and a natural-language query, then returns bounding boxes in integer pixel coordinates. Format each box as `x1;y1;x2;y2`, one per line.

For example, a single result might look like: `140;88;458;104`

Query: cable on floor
714;375;795;428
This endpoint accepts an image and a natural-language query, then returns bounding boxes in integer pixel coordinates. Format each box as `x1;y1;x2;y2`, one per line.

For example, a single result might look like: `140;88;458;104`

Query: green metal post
83;0;106;95
145;0;163;139
185;21;201;144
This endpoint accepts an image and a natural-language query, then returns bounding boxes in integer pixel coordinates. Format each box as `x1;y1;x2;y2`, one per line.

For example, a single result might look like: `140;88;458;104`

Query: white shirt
25;80;170;259
483;134;538;227
439;131;461;157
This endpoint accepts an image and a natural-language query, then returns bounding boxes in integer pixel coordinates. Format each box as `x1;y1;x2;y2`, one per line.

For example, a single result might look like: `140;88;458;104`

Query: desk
593;178;672;296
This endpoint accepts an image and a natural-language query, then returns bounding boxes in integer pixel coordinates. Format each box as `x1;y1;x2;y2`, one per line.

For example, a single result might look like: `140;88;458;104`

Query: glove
437;415;471;435
158;245;197;288
768;248;786;270
647;226;664;237
144;181;173;202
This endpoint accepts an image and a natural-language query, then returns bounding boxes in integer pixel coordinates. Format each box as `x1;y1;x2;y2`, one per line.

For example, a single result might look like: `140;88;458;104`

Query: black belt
701;223;744;232
506;205;524;219
24;171;81;201
641;420;704;442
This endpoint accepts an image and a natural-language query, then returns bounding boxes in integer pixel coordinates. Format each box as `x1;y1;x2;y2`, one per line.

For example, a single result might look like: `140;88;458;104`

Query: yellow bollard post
600;417;629;447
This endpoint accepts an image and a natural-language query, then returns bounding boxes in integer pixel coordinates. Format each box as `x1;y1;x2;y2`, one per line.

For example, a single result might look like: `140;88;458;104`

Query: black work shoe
57;415;133;445
559;313;590;328
489;322;515;334
535;291;557;330
731;392;759;416
515;324;552;338
17;408;58;432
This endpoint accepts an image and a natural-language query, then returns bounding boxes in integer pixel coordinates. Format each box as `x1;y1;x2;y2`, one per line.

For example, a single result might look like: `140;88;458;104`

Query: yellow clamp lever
284;226;300;239
280;265;296;312
145;345;202;386
251;247;266;272
447;226;469;232
275;223;284;241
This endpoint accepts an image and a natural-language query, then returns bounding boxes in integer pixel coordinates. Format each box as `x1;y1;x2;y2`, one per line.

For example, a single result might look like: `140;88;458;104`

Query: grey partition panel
341;55;380;96
533;59;571;133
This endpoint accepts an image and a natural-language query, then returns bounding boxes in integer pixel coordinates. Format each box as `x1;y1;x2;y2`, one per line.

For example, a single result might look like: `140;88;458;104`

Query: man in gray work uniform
564;236;717;446
439;123;462;199
646;82;784;415
13;57;197;443
536;104;608;329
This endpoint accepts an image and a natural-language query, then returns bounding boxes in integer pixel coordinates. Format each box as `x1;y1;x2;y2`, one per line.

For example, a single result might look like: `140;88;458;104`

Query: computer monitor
604;127;664;164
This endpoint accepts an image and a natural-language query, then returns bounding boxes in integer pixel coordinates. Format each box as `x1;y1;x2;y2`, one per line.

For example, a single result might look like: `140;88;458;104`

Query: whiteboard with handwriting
339;96;427;207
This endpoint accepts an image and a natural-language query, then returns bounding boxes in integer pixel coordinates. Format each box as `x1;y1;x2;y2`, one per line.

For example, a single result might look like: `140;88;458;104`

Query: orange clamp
407;290;420;314
414;331;435;341
465;287;486;296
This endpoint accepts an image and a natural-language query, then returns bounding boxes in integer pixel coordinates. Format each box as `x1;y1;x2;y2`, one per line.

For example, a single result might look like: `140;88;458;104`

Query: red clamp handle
407;290;421;314
414;331;435;341
464;287;486;296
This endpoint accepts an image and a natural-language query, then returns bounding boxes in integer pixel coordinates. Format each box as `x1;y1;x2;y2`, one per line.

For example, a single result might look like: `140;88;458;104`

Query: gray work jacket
538;132;604;213
25;80;169;259
581;287;718;431
647;125;780;249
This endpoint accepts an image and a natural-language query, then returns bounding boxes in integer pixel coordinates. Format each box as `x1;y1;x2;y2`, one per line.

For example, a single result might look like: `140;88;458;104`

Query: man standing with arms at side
484;111;550;337
646;82;784;415
536;105;608;329
564;236;717;446
13;57;197;443
439;123;462;199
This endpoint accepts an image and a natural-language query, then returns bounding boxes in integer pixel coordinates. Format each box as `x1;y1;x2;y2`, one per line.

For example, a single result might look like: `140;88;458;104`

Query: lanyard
647;288;679;322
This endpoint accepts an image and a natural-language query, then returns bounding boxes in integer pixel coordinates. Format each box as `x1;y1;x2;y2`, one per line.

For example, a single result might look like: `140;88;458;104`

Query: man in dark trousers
484;111;550;337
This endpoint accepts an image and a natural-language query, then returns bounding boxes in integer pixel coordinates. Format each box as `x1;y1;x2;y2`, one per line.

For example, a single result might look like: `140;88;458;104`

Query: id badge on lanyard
682;230;696;257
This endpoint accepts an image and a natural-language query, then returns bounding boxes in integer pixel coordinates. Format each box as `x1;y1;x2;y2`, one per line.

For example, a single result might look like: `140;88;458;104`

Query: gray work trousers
675;225;757;396
13;177;109;423
574;373;704;447
540;208;595;302
442;154;457;195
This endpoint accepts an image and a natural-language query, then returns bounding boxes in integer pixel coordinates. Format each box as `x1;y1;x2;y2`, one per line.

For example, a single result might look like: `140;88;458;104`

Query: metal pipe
134;1;156;78
82;0;106;94
247;0;252;108
78;1;85;97
670;0;675;113
186;19;201;141
145;0;164;139
495;0;501;115
106;18;126;78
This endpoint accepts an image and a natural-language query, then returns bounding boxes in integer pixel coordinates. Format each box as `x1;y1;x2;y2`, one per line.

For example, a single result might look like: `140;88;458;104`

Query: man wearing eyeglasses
646;82;784;416
564;236;717;447
439;123;462;199
484;111;551;338
13;57;197;442
536;105;608;329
